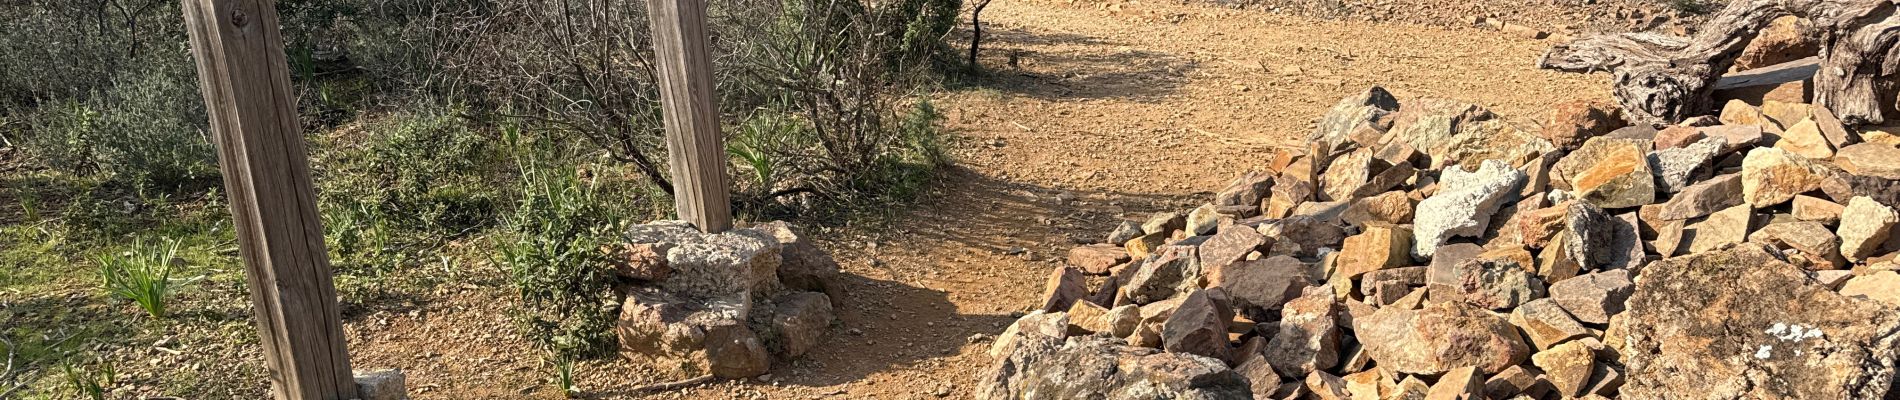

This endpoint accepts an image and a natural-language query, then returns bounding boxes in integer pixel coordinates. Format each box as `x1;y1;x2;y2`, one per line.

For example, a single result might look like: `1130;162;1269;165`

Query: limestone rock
1412;160;1526;258
1209;255;1310;321
1312;87;1401;150
1555;137;1656;208
1069;244;1130;275
1838;197;1900;261
1532;339;1599;398
1792;194;1845;223
1776;118;1836;158
1657;173;1743;220
1217;170;1277;208
976;335;1251;400
1685;204;1754;254
627;221;784;298
1186;204;1222;236
1342;190;1415;227
1621;245;1900;399
1836;143;1900;180
1162;290;1234;362
1840;271;1900;307
1547;269;1634;324
1353;301;1530;375
1541;100;1625;151
1337;224;1414;279
1039;266;1090;313
1510;298;1589;351
1264;287;1341;378
1649;136;1727;193
1741;147;1840;207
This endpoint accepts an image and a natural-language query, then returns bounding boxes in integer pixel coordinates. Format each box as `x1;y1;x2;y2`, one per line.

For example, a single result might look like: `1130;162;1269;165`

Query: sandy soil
341;0;1615;398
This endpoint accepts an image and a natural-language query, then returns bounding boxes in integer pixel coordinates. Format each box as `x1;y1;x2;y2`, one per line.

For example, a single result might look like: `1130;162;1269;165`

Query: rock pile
612;221;838;379
978;87;1900;399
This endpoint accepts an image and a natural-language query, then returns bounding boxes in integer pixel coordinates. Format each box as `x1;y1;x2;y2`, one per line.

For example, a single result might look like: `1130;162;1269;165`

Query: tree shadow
953;26;1200;103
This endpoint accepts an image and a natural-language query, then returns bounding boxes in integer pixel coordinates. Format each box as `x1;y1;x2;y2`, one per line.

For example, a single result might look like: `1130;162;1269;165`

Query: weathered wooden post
181;0;358;398
647;0;735;233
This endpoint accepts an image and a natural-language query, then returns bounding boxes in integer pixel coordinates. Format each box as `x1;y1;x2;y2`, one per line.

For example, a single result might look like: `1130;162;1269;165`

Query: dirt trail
349;0;1614;398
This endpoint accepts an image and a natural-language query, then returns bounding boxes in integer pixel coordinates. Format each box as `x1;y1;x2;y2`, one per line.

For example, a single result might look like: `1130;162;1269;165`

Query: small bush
495;130;624;360
97;239;189;319
22;60;214;189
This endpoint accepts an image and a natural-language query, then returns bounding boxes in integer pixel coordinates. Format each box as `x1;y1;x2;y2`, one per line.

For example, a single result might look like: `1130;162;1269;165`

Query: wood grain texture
1541;0;1899;126
646;0;734;233
182;0;357;398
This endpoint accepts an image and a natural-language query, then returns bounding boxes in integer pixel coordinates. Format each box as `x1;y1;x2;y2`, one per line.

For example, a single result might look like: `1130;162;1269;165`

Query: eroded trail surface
351;0;1613;397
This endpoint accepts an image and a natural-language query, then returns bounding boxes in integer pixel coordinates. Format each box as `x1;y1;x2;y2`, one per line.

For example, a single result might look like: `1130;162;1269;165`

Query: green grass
96;238;196;319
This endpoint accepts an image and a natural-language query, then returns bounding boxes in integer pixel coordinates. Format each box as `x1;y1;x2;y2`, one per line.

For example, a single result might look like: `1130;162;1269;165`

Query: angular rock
1449;257;1545;310
1124;231;1169;260
1425;366;1484;400
756;221;840;295
1142;212;1188;238
1306;371;1350;400
1425;243;1485;304
1685;204;1754;254
1653;125;1705;150
617;288;754;378
990;310;1069;360
1342;190;1414;227
627;221;784;298
1840;271;1900;307
1039;266;1090;313
769;291;833;358
1321;149;1381;202
1264;287;1340;378
1257;216;1347;259
1720;99;1784;133
1516;202;1570;249
703;323;770;378
1776;118;1836;158
1186;204;1223;236
1483;365;1545;399
1209;255;1310;321
1741;147;1841;207
1836;143;1900;180
1312;87;1401;151
1510;298;1589;351
1700;124;1765;152
1657;173;1743;220
1649;136;1727;193
1069;244;1131;275
1533;339;1599;398
1162;290;1234;362
1412;160;1526;258
1838;197;1900;261
1563;202;1617;270
1199;225;1267;271
1792;194;1846;223
1266;174;1317;219
1124;245;1202;305
1353;301;1530;375
1066;300;1112;335
1622;245;1900;399
1749;220;1845;269
1216;170;1277;208
1336;224;1414;279
1107;221;1145;247
1555;137;1656;208
1735;15;1820;70
1761;101;1813;130
1541;100;1625;151
1386;98;1497;162
609;242;672;281
1547;269;1634;324
1437;119;1556;168
977;335;1251;400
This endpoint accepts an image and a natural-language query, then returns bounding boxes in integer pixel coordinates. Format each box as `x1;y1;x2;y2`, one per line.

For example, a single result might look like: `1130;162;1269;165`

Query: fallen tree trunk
1540;0;1900;126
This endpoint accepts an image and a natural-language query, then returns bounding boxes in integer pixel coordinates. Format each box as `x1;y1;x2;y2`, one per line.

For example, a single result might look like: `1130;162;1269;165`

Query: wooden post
647;0;734;233
182;0;357;399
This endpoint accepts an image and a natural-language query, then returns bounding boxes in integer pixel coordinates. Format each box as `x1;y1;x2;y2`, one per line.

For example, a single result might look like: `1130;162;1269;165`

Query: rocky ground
978;78;1900;398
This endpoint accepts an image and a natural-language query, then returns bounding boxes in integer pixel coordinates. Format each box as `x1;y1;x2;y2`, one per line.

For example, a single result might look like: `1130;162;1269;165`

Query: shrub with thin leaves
97;239;187;319
495;130;624;360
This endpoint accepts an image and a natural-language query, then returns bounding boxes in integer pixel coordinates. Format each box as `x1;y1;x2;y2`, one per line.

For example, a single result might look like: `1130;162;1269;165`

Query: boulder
1554;137;1656;208
1622;245;1900;399
769;291;833;358
1069;244;1131;275
1547;269;1634;324
1264;287;1341;378
1541;100;1626;151
1741;147;1840;208
1208;255;1310;321
1162;290;1235;362
990;310;1069;360
1533;339;1600;398
1353;301;1531;375
755;221;840;295
1649;136;1727;193
1510;298;1590;351
1312;87;1401;151
1216;171;1276;208
1656;173;1744;220
1342;190;1415;227
976;335;1252;400
1838;197;1900;261
1412;160;1526;258
1336;224;1414;279
1776;118;1836;158
1039;266;1090;313
617;288;754;378
1840;271;1900;307
1837;143;1900;179
1124;245;1202;304
626;221;784;298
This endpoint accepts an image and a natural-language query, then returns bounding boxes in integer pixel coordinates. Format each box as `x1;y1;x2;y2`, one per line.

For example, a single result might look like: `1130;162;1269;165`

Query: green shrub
495;130;624;359
22;60;214;189
97;239;191;319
